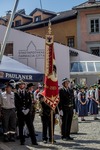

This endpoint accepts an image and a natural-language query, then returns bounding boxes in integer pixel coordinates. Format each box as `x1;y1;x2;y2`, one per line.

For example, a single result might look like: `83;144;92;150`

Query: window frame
90;47;100;56
88;14;100;34
15;20;21;27
67;36;75;48
0;43;13;57
90;18;99;33
34;15;41;22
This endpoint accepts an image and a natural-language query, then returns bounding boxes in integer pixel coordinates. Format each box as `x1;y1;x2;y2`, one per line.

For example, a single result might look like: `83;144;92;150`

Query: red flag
43;32;59;110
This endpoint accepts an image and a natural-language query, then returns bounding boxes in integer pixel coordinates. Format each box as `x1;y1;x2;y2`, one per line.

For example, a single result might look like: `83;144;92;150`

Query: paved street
0;113;100;150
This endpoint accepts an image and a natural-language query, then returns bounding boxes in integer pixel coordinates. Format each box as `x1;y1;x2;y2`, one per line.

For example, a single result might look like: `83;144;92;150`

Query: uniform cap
9;79;16;89
18;79;25;85
9;79;15;84
62;78;70;84
27;83;35;88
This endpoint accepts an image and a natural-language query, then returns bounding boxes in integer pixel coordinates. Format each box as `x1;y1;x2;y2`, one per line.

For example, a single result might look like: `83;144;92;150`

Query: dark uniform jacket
59;87;75;110
38;94;51;117
14;90;32;114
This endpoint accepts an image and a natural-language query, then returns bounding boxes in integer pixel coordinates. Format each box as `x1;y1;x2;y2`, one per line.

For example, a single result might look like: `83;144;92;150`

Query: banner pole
51;109;54;144
57;106;62;135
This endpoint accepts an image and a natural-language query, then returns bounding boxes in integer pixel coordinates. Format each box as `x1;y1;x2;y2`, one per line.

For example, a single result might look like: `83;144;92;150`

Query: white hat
62;78;70;84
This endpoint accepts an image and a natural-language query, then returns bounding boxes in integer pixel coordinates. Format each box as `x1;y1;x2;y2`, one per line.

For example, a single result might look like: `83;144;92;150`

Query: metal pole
51;109;54;144
0;0;19;63
57;106;62;135
40;0;42;9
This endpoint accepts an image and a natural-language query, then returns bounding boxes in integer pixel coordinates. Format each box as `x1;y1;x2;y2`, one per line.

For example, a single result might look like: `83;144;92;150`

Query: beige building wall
26;19;77;48
77;8;100;52
14;16;31;26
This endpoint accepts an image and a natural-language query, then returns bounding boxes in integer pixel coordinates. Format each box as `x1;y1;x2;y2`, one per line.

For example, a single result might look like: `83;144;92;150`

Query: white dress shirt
0;91;15;109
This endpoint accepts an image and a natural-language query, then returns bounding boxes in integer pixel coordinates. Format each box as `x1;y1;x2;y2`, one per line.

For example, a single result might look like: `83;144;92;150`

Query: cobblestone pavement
0;113;100;150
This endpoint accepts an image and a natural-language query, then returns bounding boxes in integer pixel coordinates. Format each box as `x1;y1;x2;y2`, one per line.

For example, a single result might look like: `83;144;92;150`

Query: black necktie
20;91;24;97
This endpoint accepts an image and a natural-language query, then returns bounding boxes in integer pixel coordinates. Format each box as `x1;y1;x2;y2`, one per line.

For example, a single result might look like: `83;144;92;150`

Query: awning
0;55;44;82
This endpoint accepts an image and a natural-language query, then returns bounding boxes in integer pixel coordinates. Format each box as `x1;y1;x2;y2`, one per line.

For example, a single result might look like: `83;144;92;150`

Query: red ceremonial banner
43;34;59;110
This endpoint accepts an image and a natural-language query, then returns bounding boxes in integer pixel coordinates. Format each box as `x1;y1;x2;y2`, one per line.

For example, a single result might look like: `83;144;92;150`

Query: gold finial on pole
48;20;52;35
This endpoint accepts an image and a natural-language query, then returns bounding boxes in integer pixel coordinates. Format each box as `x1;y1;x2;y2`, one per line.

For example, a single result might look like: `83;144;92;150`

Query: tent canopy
0;55;44;82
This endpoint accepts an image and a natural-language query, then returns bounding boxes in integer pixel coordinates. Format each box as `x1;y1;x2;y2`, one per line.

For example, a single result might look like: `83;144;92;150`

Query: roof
73;0;100;9
15;9;77;31
0;17;7;22
14;20;49;30
14;9;33;20
51;10;77;23
14;13;33;20
29;8;56;16
16;9;25;15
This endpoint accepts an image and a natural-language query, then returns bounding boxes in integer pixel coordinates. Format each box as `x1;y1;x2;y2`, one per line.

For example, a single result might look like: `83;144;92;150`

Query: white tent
0;55;43;82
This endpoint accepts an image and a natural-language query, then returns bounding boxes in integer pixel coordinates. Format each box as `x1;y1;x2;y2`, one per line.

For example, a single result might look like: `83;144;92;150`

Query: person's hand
55;114;59;119
59;110;63;116
22;109;29;115
73;109;76;115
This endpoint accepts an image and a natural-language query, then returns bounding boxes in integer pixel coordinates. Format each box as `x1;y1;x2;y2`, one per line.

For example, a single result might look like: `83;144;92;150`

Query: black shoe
81;119;85;121
43;140;47;144
9;137;15;142
66;136;74;140
20;142;25;145
94;117;99;120
32;142;38;145
4;136;9;142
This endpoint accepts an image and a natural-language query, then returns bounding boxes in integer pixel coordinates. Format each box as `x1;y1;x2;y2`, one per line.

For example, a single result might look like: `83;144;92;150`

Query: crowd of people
0;78;100;146
74;83;100;121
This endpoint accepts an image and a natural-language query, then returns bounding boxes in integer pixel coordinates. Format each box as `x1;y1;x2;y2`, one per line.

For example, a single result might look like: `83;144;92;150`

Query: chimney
6;10;11;20
88;0;96;3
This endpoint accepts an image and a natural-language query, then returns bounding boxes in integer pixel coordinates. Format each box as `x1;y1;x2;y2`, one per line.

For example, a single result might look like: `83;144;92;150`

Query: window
67;36;74;47
15;20;21;26
71;61;100;73
90;19;99;33
0;43;13;57
87;62;95;72
90;47;100;56
95;62;100;72
70;62;86;72
34;16;41;22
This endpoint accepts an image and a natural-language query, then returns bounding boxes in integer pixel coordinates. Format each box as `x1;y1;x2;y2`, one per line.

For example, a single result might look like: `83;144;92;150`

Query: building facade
1;0;100;55
73;0;100;56
0;25;100;86
15;9;77;49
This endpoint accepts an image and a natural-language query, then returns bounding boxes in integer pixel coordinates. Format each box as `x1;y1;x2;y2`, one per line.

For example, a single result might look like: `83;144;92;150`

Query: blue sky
0;0;86;16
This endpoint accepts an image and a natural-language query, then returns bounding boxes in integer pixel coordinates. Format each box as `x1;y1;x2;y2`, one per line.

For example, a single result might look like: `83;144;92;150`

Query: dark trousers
62;107;73;138
17;112;37;144
2;108;16;135
30;106;35;123
41;114;55;141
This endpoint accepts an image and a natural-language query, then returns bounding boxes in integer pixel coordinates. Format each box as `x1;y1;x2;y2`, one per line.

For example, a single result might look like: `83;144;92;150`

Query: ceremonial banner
43;24;59;110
